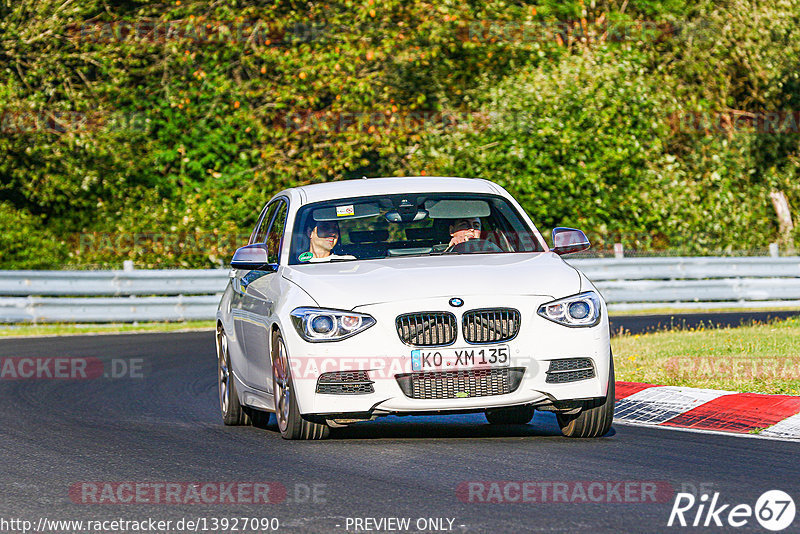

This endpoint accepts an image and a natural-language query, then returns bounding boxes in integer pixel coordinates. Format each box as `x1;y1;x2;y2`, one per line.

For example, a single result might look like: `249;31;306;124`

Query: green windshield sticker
298;252;313;262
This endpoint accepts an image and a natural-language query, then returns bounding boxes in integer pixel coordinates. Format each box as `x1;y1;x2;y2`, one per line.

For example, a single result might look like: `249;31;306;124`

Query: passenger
304;220;340;259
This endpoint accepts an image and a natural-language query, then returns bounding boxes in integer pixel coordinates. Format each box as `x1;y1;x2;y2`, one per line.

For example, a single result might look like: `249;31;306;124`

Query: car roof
287;177;504;205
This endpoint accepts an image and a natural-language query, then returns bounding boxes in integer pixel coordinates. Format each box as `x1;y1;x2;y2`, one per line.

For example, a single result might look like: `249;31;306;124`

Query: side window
266;201;288;264
250;202;278;245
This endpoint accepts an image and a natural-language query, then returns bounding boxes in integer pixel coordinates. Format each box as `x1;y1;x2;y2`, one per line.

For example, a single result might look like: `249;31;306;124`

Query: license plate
411;345;510;372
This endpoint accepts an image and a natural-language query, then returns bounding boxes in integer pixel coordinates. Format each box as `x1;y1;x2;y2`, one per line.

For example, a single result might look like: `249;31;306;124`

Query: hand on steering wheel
446;239;504;254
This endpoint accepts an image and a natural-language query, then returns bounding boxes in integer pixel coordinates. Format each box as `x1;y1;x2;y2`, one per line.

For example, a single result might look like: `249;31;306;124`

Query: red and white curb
614;382;800;440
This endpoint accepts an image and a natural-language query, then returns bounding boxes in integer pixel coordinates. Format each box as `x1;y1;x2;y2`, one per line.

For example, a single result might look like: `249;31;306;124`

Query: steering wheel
447;239;504;254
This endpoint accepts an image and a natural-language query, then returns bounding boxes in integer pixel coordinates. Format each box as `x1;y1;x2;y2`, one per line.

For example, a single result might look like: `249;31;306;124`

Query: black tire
217;324;250;426
556;357;615;438
271;330;329;440
485;405;535;425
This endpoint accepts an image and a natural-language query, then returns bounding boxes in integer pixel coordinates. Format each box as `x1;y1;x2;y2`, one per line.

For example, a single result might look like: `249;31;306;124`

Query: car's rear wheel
556;357;615;438
217;324;250;426
271;330;329;440
485;405;535;425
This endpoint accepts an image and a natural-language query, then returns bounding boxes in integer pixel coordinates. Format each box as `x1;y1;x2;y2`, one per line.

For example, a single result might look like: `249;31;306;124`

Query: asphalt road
1;324;799;533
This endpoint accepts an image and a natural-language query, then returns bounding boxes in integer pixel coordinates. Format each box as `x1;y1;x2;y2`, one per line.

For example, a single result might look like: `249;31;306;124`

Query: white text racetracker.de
342;517;457;532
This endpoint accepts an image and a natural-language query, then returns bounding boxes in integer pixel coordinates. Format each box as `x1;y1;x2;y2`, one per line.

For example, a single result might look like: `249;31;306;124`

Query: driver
305;220;340;259
447;217;482;249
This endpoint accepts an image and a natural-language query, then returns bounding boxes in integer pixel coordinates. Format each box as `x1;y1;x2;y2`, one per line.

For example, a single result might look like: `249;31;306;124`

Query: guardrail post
769;243;779;257
25;296;37;325
123;260;135;272
614;243;624;259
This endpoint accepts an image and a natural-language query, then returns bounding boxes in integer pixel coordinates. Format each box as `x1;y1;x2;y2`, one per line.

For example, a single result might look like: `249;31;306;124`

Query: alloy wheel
273;337;292;432
217;325;230;416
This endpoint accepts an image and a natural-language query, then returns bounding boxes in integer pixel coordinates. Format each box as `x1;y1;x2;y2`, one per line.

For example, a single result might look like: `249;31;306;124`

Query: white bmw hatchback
216;177;613;439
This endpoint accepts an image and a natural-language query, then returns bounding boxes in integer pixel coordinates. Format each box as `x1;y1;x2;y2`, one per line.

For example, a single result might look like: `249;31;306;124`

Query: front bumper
280;295;611;416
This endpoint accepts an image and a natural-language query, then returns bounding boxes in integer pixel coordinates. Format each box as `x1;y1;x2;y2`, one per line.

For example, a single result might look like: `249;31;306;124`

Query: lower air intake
545;358;595;383
316;371;374;395
395;367;525;400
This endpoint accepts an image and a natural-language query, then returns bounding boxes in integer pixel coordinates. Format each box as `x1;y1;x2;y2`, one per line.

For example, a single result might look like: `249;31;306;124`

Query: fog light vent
316;371;374;395
546;358;595;383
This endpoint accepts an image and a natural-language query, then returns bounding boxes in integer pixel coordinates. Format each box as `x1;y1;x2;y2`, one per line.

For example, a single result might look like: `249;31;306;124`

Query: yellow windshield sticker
336;205;355;217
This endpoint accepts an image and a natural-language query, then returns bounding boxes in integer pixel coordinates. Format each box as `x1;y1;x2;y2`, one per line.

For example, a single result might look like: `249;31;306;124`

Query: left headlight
537;291;602;327
290;307;376;342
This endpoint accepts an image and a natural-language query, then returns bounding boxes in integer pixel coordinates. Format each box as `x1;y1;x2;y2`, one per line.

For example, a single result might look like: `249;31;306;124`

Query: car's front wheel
217;324;250;426
556;357;615;438
271;330;329;440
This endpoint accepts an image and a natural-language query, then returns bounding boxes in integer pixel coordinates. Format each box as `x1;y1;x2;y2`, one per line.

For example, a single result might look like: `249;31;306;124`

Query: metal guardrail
572;257;800;280
0;269;226;296
0;295;219;323
574;257;800;311
0;257;798;322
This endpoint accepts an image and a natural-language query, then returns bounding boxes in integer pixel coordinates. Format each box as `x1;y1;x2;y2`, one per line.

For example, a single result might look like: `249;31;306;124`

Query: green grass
613;316;800;395
0;321;215;338
609;306;800;317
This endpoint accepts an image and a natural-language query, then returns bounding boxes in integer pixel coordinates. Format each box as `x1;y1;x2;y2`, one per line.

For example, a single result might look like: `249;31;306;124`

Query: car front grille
545;358;595;383
395;367;525;400
396;312;457;346
316;370;374;395
462;308;521;344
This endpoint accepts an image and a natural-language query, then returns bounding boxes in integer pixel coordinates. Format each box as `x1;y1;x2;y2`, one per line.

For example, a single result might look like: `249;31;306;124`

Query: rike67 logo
668;490;796;531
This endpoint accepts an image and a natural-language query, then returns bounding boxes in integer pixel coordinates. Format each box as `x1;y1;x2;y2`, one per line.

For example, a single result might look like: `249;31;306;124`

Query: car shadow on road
257;411;618;440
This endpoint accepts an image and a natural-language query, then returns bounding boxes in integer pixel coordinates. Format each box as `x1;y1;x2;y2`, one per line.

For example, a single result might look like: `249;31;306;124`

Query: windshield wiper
309;254;359;263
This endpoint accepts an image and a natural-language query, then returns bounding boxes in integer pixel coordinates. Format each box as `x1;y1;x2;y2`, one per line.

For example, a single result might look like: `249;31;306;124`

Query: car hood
282;253;580;309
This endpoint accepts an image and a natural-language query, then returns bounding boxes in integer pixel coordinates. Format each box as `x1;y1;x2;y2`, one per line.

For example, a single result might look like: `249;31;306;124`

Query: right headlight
290;307;376;342
537;291;602;327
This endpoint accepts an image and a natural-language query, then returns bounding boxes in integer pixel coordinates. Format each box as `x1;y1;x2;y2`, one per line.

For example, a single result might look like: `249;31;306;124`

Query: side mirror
230;244;275;270
551;227;590;255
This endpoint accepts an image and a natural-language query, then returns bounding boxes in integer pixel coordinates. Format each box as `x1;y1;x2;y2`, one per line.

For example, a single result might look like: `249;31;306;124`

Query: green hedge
0;0;798;267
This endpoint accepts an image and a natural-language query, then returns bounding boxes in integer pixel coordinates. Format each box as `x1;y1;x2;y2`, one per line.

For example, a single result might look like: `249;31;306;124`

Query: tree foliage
0;0;798;267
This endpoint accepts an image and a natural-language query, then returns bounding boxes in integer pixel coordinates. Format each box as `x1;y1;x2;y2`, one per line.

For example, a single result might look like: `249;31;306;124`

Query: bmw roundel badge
449;297;464;307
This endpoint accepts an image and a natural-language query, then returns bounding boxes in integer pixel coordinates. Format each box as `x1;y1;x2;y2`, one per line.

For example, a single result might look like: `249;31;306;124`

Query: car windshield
288;193;545;265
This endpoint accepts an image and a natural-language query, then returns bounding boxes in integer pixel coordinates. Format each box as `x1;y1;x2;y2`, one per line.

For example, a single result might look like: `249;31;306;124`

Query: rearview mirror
231;244;275;270
385;198;429;223
385;209;428;223
551;228;590;255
